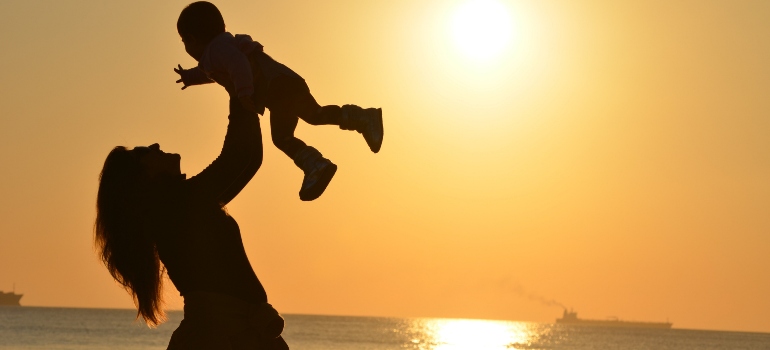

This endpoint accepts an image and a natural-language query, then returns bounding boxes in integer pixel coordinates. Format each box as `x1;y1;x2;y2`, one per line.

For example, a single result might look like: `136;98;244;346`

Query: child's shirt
181;32;300;114
181;32;262;98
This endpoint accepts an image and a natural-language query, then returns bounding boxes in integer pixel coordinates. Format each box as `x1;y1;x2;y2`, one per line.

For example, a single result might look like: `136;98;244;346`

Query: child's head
177;2;225;60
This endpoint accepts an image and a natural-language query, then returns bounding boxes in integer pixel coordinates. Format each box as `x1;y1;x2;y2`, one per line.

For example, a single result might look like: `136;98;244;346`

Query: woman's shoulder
182;177;231;213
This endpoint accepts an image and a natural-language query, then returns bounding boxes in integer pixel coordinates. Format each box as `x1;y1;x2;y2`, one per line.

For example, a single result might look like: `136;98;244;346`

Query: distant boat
0;290;23;306
556;309;672;329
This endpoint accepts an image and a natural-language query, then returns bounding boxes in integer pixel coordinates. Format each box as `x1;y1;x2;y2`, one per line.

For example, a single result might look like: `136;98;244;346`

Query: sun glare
422;319;531;350
451;0;514;62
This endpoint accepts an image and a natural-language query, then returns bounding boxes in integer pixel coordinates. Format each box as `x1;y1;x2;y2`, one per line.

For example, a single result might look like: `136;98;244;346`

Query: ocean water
1;306;769;350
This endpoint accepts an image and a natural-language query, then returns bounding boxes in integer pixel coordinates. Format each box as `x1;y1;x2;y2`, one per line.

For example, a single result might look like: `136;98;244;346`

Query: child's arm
174;64;214;90
207;42;259;113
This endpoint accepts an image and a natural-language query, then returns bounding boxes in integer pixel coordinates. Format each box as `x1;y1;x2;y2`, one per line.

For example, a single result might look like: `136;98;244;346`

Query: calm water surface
1;306;768;349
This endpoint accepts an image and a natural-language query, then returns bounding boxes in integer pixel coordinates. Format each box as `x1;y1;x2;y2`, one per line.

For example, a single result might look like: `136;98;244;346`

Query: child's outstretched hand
239;95;259;114
174;64;193;90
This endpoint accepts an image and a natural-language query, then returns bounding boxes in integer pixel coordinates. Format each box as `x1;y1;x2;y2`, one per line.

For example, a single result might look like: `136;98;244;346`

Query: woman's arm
186;99;263;206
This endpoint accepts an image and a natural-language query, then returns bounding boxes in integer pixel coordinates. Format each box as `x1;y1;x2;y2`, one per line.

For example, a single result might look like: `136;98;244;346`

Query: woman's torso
155;190;267;304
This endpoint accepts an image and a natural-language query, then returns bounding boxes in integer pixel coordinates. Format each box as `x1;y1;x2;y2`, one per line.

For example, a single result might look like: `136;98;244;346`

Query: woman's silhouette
95;99;288;349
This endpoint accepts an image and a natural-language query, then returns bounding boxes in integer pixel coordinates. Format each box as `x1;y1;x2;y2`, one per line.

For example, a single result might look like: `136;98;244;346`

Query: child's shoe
293;146;338;201
340;105;384;153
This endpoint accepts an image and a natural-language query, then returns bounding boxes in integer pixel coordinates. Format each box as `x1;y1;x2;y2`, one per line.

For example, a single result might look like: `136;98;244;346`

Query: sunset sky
1;0;769;334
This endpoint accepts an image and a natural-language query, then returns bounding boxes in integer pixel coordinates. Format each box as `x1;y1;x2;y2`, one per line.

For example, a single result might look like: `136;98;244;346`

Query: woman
95;99;289;349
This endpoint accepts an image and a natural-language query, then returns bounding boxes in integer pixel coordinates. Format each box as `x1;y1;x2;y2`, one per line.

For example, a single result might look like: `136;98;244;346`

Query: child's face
181;35;206;62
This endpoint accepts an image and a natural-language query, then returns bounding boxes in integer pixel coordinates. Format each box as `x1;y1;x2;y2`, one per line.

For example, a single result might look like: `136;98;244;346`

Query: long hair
94;146;166;326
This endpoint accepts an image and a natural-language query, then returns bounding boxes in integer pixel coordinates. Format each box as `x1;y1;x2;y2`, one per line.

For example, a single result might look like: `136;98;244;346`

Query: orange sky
1;0;769;334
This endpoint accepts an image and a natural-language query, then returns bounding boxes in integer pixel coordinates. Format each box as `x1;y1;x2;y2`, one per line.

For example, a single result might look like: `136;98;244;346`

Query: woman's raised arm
186;99;263;206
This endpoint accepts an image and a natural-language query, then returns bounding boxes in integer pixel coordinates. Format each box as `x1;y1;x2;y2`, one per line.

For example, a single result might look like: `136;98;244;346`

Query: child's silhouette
174;1;383;201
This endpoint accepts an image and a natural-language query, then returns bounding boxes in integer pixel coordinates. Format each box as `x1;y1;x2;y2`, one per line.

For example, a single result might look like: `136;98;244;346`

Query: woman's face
133;143;181;179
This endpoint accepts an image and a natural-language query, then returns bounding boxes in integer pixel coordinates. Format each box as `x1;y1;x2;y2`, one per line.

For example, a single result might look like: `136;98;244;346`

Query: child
174;1;383;201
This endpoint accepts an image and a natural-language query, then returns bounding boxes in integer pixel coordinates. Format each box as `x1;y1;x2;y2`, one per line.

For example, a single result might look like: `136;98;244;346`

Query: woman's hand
238;95;259;114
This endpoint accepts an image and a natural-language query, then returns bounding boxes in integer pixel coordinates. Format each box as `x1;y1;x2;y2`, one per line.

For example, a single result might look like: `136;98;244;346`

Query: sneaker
293;146;337;201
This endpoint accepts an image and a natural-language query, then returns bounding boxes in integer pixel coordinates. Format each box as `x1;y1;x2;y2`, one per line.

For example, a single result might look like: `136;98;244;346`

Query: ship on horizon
556;309;672;329
0;288;23;306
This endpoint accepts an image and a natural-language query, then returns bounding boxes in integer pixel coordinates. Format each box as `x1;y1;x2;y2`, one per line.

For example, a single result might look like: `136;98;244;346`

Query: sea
1;306;769;350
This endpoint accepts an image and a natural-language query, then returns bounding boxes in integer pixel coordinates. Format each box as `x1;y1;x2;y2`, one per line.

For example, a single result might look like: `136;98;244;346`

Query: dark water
1;306;768;349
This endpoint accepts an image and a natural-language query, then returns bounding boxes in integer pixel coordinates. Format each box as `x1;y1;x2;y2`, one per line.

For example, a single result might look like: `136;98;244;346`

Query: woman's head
134;143;182;179
98;144;180;188
94;144;181;327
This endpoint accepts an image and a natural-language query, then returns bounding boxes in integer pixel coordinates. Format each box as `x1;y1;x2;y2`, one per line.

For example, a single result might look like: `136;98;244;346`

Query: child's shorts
248;51;306;114
264;75;319;119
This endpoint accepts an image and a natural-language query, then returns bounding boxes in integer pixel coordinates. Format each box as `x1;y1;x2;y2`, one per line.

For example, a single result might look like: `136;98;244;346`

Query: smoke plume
503;279;567;310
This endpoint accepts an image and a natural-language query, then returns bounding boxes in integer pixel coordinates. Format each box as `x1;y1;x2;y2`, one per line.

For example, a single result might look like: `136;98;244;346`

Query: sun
451;0;514;62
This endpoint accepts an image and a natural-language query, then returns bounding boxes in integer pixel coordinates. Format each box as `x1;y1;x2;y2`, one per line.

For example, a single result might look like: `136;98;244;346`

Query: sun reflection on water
405;318;540;350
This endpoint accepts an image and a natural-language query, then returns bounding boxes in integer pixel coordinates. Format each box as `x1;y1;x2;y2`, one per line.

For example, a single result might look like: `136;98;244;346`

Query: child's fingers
176;78;183;84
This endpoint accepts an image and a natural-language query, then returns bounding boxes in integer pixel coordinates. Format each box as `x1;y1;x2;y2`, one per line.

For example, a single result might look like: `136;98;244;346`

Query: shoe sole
299;163;338;201
369;108;384;153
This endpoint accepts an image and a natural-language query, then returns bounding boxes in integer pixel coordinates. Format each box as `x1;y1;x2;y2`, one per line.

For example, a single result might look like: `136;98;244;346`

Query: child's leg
269;109;306;158
293;87;384;153
269;107;336;201
291;90;342;126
